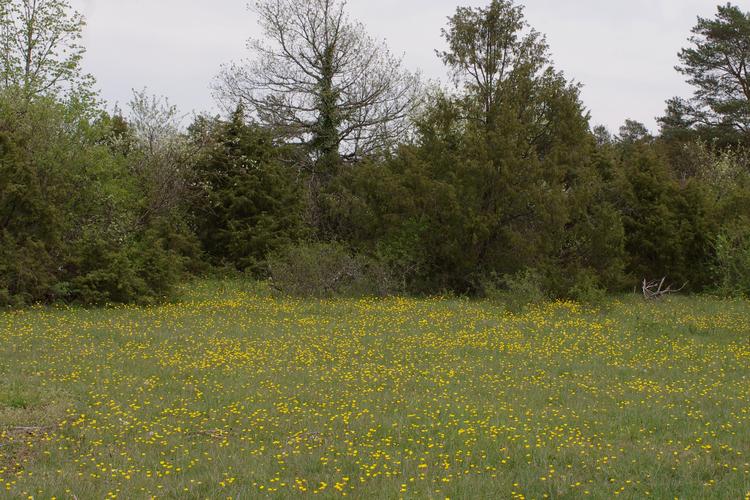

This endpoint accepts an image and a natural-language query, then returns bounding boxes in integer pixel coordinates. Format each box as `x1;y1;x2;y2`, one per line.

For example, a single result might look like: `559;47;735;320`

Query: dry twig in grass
642;278;687;300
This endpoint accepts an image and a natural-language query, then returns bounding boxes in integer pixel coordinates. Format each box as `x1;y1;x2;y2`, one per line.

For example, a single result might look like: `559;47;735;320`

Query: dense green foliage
0;89;192;306
191;106;305;274
713;220;750;296
2;0;750;305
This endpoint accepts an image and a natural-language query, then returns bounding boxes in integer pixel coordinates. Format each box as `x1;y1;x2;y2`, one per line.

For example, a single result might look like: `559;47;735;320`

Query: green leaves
0;0;93;101
438;0;550;129
713;219;750;297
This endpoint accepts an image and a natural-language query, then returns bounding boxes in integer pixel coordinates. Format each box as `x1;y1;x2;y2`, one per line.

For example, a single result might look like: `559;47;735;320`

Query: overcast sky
69;0;721;132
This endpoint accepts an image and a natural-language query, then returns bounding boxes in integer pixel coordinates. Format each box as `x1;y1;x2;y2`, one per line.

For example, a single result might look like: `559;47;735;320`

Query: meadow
1;281;749;499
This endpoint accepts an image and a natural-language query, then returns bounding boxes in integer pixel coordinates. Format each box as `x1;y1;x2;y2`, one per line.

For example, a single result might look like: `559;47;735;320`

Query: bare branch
642;277;688;300
213;0;421;168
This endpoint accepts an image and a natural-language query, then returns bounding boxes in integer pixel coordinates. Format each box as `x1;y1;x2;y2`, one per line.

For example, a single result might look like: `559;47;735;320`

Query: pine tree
660;3;750;145
193;107;305;273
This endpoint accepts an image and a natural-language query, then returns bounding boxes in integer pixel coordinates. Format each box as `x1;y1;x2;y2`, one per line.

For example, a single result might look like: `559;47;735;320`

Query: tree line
1;0;749;305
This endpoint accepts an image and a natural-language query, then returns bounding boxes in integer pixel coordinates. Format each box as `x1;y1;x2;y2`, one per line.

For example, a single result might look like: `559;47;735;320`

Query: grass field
1;281;749;499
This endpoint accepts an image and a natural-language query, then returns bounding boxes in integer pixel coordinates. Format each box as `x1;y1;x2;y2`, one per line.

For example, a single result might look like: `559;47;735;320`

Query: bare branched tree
214;0;420;175
127;89;197;226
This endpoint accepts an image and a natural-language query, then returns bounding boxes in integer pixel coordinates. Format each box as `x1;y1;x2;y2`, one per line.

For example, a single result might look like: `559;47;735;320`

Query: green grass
1;280;749;499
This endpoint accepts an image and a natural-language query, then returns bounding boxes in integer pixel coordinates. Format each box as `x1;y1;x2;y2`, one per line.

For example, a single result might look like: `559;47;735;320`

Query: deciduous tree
0;0;93;100
215;0;419;177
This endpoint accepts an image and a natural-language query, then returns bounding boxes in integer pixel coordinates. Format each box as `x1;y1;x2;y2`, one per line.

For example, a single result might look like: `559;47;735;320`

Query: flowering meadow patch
1;281;749;499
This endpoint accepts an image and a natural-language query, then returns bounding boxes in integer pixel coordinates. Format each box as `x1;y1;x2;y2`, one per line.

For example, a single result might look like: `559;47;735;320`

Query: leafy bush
481;268;548;311
0;232;58;307
0;88;202;307
66;219;194;305
267;242;396;298
712;220;750;297
567;269;608;304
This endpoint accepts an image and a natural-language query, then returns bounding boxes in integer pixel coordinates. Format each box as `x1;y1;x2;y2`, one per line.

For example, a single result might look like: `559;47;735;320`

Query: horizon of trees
1;0;749;306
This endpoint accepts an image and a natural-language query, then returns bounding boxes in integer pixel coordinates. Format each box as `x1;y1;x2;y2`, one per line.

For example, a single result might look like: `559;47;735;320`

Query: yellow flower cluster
0;286;748;498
